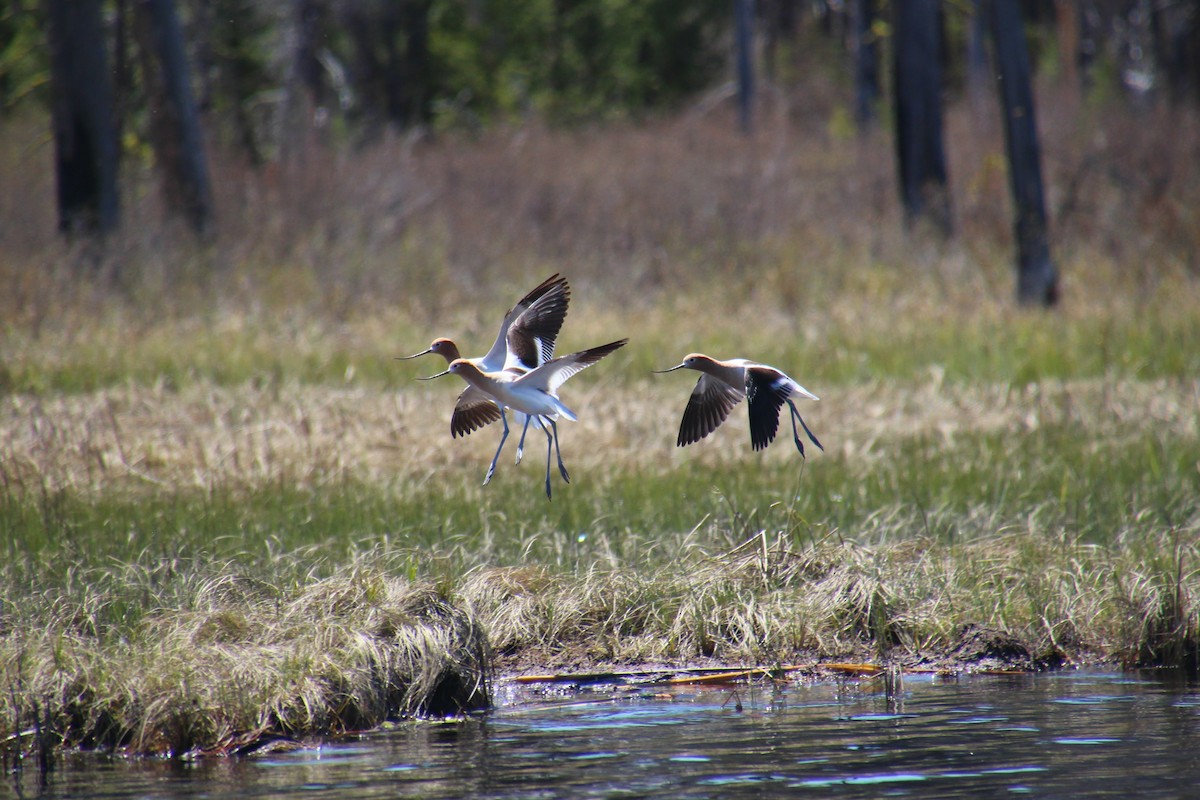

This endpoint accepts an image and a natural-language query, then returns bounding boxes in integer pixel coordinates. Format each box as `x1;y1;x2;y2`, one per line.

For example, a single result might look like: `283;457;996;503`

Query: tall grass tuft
1118;532;1200;672
1;553;490;757
459;526;1200;674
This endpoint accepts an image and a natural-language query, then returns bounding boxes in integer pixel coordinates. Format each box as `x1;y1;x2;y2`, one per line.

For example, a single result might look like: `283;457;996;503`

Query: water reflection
23;672;1200;798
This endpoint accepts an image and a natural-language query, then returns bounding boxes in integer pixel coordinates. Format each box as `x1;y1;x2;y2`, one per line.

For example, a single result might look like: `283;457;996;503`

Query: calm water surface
23;672;1200;798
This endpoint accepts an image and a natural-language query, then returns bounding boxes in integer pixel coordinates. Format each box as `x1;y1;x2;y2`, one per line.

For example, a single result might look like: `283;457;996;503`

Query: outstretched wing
539;339;628;395
677;374;744;447
504;277;571;370
450;385;503;438
480;274;571;372
745;367;797;451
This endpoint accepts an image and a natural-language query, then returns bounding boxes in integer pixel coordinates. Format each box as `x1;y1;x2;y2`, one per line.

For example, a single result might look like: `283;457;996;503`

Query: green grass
4;266;1200;394
6;406;1196;582
3;98;1200;758
2;417;1190;573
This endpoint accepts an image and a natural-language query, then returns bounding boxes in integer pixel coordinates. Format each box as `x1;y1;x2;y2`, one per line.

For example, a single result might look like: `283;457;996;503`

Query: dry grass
1;372;1195;497
0;554;489;757
3;74;1200;761
3;80;1200;334
462;526;1200;673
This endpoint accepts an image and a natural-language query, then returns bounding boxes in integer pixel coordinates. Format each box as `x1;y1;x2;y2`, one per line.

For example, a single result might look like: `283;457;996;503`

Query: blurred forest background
3;0;1200;328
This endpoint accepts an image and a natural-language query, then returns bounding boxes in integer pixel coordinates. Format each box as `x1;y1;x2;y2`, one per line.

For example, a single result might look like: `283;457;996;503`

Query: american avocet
424;338;629;499
654;354;824;456
399;274;570;483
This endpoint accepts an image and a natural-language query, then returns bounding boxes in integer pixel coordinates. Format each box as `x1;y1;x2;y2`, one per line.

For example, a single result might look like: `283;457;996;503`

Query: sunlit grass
3;246;1200;394
0;552;490;756
2;96;1200;756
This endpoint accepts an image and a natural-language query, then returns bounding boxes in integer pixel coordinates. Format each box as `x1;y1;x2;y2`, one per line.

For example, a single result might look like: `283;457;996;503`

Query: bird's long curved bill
395;349;433;360
417;369;451;381
652;364;687;374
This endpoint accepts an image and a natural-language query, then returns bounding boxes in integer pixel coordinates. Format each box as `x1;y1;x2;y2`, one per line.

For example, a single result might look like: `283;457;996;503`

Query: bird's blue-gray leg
515;413;533;465
549;419;570;484
483;408;511;485
540;416;555;500
786;402;805;457
786;400;824;457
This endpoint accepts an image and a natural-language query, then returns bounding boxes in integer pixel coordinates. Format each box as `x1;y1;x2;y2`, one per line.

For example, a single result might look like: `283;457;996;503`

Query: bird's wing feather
450;385;503;438
534;339;628;394
745;368;793;451
504;277;570;370
677;374;744;446
479;274;568;372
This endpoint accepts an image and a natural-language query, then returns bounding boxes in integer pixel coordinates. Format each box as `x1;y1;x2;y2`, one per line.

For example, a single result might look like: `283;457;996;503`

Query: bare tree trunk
340;0;433;133
135;0;214;236
851;0;879;130
45;0;120;235
985;0;1059;306
280;0;327;164
735;0;755;134
966;0;990;122
892;0;951;235
1054;0;1081;94
1150;0;1200;105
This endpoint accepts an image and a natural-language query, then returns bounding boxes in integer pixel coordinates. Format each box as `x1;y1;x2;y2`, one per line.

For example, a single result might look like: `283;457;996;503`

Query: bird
399;274;570;483
423;338;629;499
654;353;823;456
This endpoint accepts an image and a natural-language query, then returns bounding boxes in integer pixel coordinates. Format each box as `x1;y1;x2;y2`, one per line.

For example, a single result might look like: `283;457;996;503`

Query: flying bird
424;338;629;499
399;274;570;483
654;353;823;456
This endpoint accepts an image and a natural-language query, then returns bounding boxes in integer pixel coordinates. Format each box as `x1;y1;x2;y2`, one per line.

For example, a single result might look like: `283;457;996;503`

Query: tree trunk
892;0;951;235
966;0;990;120
734;0;755;134
1053;0;1081;94
1150;0;1200;105
45;0;120;235
851;0;879;129
985;0;1059;306
135;0;214;236
399;0;433;126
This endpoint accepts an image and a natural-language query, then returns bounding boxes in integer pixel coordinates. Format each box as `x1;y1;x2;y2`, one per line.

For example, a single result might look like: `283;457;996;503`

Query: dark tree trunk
892;0;951;235
851;0;879;129
194;0;271;164
760;0;798;82
1191;0;1200;105
343;0;433;131
45;0;120;235
1053;0;1082;94
966;0;990;117
735;0;755;134
114;0;132;166
1151;0;1200;104
985;0;1059;307
400;0;433;125
135;0;214;235
280;0;328;162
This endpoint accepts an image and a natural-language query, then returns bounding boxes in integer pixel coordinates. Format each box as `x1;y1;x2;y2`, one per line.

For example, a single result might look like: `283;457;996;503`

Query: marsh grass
462;523;1200;672
2;86;1200;758
1;552;490;758
3;366;1197;756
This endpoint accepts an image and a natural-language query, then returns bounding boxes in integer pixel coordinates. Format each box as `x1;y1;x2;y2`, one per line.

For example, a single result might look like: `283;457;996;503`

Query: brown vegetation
2;74;1199;762
4;82;1200;331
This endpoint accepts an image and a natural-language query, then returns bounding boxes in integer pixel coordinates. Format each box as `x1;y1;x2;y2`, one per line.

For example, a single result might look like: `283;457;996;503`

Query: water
18;672;1200;798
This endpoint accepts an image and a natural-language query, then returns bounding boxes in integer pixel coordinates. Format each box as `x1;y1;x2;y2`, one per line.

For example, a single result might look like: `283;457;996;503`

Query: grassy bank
2;93;1200;757
3;369;1197;755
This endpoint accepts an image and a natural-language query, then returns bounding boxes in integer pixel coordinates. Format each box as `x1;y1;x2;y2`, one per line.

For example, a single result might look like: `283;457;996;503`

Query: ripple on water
26;673;1200;799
